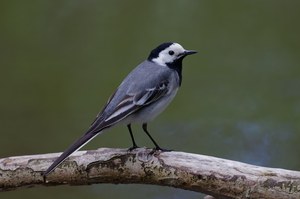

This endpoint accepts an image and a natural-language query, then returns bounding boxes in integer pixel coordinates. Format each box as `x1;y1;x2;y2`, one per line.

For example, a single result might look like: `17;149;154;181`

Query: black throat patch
166;58;183;86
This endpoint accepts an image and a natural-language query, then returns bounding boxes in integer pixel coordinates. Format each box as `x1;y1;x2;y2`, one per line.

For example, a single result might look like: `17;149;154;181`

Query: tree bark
0;148;299;198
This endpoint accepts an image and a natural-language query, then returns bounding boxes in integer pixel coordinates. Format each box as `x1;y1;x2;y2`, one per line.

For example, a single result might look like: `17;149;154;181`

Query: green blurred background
1;1;300;199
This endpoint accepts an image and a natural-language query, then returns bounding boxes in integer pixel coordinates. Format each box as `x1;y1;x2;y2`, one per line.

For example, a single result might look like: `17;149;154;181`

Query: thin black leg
142;123;171;151
127;124;139;151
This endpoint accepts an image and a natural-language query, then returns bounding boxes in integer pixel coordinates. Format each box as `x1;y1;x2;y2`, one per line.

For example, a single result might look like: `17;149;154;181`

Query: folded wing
43;80;169;176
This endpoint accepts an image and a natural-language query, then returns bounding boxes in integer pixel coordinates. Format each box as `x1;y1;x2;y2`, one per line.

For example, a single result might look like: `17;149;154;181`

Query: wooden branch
0;148;300;198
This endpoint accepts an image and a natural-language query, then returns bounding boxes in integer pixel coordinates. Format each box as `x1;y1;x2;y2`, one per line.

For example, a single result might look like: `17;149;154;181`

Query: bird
43;42;197;176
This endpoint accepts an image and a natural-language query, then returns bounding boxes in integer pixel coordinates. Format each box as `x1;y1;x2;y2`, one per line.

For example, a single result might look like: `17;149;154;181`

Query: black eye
168;50;174;55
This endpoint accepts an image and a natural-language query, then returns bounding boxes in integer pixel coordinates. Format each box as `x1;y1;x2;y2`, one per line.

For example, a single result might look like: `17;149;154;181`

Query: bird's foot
154;146;172;152
127;145;140;152
149;146;172;155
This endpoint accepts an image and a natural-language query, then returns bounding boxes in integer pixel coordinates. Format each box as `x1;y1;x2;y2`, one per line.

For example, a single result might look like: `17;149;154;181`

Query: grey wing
134;80;169;106
102;80;169;126
43;80;169;176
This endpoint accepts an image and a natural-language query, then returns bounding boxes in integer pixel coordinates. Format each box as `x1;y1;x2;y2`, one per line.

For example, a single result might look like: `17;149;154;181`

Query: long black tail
43;131;99;176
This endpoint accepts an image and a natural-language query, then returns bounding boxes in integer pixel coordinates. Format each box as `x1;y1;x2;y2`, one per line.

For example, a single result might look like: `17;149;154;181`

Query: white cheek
152;53;174;66
152;55;168;66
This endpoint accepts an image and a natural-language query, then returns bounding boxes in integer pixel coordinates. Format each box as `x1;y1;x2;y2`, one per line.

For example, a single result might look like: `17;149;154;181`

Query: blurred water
1;1;300;199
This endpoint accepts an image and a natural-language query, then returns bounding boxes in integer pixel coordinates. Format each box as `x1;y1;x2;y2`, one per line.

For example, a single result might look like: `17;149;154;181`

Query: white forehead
152;43;186;66
164;43;185;53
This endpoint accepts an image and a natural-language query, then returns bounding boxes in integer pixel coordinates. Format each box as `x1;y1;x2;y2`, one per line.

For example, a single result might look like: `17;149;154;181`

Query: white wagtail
43;42;196;176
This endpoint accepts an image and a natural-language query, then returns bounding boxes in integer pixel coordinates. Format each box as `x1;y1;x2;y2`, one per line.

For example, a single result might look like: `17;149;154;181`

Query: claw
154;146;172;152
127;145;139;152
148;147;172;156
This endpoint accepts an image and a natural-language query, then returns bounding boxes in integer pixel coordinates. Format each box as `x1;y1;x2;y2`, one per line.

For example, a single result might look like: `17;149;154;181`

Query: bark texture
0;148;300;198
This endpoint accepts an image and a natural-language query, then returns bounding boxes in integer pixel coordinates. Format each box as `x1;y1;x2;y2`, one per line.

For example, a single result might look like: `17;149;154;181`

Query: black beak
177;50;197;59
184;50;197;55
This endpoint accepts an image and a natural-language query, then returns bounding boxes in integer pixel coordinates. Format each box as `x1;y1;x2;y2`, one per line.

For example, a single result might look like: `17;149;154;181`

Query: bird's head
148;42;197;67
